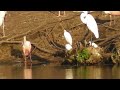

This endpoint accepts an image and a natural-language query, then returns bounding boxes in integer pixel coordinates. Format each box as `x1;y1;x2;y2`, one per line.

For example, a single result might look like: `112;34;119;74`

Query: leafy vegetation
76;48;90;63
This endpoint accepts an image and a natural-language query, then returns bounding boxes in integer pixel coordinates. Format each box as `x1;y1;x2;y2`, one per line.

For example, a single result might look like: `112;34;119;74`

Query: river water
0;63;119;79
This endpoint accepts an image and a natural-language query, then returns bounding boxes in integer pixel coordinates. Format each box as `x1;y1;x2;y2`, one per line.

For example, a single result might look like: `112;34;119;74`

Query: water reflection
74;66;113;79
0;65;12;79
0;63;119;79
65;69;73;79
112;65;120;79
23;63;32;79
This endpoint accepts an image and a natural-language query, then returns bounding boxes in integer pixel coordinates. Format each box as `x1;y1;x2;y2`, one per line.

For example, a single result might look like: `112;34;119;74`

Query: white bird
89;41;98;48
65;44;72;51
0;11;7;37
64;30;72;45
80;11;99;39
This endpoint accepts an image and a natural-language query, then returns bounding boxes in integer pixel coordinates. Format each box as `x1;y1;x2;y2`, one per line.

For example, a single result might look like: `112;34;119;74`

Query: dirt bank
0;11;120;64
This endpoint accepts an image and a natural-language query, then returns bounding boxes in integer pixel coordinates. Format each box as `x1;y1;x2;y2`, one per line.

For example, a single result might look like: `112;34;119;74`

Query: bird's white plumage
65;44;72;51
0;11;7;26
89;41;98;48
0;11;7;18
86;14;99;38
64;30;72;45
80;12;99;38
80;12;88;24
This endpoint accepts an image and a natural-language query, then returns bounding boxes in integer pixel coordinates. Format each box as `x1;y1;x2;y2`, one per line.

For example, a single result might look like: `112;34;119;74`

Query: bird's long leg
113;15;115;25
85;27;89;47
24;55;27;63
57;11;61;17
2;20;5;37
84;40;87;48
25;56;27;63
83;26;89;47
29;53;32;63
110;15;112;26
90;32;92;46
76;41;80;51
24;61;27;68
30;63;32;69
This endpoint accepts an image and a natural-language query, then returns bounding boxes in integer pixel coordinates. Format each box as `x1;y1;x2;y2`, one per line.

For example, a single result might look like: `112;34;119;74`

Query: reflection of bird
57;11;65;17
0;11;7;37
22;36;32;63
64;30;72;45
65;69;73;79
104;11;120;26
24;63;32;79
80;11;99;43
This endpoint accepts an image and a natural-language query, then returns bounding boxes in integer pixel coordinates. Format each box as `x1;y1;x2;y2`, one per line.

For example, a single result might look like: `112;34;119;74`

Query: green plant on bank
76;48;90;63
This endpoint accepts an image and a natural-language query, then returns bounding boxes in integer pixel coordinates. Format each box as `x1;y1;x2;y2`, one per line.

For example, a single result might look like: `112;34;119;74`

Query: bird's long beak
24;36;26;43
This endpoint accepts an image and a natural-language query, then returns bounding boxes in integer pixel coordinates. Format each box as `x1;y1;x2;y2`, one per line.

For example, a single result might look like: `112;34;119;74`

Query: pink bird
104;11;120;26
22;36;32;63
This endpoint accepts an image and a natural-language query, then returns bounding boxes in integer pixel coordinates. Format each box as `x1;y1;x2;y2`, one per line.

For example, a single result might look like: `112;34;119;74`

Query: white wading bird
104;11;120;26
64;30;72;45
0;11;7;37
80;11;99;43
64;30;73;52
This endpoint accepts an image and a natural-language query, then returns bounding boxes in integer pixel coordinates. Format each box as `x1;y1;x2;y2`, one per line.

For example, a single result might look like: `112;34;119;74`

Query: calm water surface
0;63;120;79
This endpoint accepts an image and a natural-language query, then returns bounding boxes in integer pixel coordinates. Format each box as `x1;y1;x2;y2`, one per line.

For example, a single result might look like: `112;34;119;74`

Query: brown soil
0;11;120;64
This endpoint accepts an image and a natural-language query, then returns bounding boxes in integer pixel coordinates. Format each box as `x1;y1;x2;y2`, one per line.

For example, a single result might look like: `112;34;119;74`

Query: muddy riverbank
1;11;120;65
